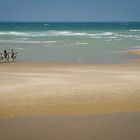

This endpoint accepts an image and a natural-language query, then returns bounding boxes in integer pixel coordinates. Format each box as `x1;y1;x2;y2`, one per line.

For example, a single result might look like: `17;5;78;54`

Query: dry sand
0;61;140;139
0;61;140;117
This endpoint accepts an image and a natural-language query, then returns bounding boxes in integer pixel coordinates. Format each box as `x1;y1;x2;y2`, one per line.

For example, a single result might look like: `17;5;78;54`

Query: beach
0;22;140;139
0;61;140;117
0;61;140;139
0;112;140;140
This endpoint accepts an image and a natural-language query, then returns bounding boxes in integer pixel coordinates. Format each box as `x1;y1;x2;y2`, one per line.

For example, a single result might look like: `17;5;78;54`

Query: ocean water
0;22;140;64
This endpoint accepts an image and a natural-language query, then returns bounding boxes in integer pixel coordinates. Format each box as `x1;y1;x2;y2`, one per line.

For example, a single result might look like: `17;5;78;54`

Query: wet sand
128;49;140;55
0;112;140;140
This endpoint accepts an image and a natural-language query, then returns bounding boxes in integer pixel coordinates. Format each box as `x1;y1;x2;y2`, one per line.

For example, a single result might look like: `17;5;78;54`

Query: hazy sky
0;0;140;22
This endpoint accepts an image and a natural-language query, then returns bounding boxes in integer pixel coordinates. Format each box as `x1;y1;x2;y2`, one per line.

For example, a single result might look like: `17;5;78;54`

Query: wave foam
48;31;88;36
99;32;114;36
1;30;139;41
132;46;140;49
75;43;88;45
44;24;49;26
0;40;56;44
15;47;25;50
0;31;116;38
111;51;128;54
129;29;140;32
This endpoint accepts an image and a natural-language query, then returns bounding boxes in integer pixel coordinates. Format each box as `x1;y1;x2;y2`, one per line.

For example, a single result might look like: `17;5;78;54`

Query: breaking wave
0;30;139;41
0;40;57;44
129;29;140;32
0;31;115;37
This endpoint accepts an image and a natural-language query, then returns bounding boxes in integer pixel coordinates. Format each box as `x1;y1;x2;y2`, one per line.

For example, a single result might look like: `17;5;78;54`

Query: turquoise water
0;22;140;63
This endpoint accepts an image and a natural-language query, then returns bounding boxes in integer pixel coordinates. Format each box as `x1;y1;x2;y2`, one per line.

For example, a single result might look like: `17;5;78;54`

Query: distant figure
0;52;5;63
4;50;8;58
3;50;10;62
11;49;18;62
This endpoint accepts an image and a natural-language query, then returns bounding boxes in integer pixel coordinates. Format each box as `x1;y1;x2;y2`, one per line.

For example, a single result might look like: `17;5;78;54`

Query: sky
0;0;140;22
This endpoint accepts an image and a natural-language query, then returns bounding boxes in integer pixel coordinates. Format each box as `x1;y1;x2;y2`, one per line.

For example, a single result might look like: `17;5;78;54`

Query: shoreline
128;49;140;55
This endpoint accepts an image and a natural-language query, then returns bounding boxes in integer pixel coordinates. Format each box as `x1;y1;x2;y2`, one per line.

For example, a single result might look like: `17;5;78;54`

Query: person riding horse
3;50;10;62
11;49;18;62
0;52;5;63
4;50;8;58
0;49;18;63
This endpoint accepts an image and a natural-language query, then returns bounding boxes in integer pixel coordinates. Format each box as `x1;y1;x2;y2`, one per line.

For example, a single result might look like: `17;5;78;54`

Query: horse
0;52;11;63
0;53;5;63
4;52;11;63
11;51;18;62
0;50;18;63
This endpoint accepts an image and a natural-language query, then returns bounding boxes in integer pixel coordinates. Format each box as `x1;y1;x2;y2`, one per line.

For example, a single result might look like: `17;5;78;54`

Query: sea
0;22;140;64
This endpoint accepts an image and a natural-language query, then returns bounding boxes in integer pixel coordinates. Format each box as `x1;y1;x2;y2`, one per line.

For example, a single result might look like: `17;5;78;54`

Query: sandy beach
0;61;140;139
0;61;140;117
128;49;140;55
0;112;140;140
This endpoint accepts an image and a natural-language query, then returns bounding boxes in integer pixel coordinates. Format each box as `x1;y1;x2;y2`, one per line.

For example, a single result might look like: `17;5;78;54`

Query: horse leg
13;56;16;62
8;57;10;63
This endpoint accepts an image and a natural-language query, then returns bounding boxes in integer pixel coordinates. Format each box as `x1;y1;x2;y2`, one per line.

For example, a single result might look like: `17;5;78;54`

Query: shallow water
0;22;140;63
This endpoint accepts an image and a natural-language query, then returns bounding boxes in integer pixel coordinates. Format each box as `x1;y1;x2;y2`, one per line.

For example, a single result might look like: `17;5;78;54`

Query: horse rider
4;50;8;58
11;49;17;62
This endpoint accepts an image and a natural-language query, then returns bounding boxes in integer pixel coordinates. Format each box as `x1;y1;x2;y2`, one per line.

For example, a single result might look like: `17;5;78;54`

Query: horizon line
0;21;140;23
